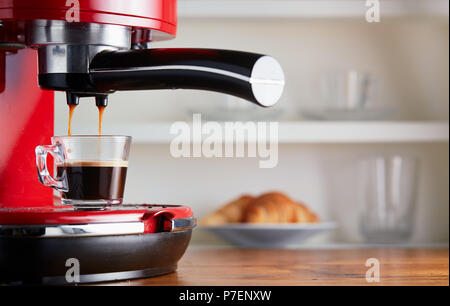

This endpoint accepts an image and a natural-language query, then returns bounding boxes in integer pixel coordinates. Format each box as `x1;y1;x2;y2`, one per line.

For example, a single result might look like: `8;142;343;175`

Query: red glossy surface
0;52;4;92
0;205;194;233
0;0;177;37
0;48;54;208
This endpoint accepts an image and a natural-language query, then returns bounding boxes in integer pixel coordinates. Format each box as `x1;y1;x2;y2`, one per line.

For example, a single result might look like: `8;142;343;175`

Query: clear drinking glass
36;135;131;207
300;70;387;120
321;70;374;109
359;155;419;244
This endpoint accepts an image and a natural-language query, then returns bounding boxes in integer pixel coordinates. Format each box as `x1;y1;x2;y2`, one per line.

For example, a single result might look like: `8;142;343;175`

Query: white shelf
178;0;449;19
57;121;449;144
277;121;449;143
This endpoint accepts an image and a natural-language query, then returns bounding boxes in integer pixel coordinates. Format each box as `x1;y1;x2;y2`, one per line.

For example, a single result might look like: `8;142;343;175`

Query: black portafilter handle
89;48;285;107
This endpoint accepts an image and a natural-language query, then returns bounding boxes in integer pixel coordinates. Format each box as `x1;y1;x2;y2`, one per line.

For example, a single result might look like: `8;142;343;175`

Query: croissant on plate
200;192;319;225
200;195;255;225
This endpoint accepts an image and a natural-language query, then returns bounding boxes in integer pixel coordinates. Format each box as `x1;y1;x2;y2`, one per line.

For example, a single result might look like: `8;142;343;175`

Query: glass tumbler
359;155;419;244
36;135;131;207
321;70;374;110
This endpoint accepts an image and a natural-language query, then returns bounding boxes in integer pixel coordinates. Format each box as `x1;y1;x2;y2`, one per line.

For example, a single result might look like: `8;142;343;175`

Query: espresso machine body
0;0;284;284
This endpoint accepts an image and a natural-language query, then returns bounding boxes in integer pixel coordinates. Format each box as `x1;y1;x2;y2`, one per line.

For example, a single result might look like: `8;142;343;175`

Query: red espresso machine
0;0;284;284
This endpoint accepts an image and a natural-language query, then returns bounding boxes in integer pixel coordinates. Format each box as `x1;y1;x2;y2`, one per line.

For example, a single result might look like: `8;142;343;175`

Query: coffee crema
57;160;128;202
60;160;128;167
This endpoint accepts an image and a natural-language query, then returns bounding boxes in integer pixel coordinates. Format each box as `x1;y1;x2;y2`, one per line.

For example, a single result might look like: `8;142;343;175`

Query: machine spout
31;21;284;106
88;48;285;107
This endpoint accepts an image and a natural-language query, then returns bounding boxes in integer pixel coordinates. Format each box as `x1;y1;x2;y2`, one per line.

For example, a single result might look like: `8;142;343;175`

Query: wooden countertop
107;248;449;286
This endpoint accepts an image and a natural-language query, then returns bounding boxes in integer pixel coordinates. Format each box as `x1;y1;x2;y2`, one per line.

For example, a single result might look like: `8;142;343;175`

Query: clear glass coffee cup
36;135;131;207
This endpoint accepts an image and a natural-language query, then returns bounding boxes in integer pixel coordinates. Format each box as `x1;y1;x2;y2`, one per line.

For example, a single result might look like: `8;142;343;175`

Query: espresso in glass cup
36;135;131;207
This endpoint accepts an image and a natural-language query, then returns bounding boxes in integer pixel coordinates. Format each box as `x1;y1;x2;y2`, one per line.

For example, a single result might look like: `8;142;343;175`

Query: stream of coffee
97;105;106;135
68;104;77;136
67;104;106;136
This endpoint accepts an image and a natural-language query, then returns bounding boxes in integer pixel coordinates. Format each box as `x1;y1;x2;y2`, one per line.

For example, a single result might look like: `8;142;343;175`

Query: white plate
200;222;337;248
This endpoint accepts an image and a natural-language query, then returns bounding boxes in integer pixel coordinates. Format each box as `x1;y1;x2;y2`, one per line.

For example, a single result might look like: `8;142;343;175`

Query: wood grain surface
104;248;449;286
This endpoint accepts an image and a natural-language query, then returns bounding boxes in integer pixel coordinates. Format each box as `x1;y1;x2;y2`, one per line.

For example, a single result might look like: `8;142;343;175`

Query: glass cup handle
35;144;68;192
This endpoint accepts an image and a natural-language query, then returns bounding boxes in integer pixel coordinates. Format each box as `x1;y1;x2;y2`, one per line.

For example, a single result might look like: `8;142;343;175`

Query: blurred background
54;0;449;247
